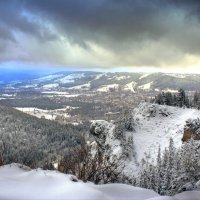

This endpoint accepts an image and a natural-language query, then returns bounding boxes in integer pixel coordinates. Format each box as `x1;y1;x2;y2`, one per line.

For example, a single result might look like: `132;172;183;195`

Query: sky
1;0;200;73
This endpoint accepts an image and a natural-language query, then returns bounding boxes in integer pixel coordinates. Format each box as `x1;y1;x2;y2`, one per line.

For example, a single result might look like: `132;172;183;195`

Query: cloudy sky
1;0;200;72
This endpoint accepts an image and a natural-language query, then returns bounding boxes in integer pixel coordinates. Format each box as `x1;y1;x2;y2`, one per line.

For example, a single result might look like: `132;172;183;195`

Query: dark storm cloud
0;0;57;44
1;0;200;67
21;0;200;53
24;0;168;44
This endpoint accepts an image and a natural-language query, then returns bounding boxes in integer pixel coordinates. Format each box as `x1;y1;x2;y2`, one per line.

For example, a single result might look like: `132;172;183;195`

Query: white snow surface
165;74;187;79
0;164;198;200
36;74;63;82
36;73;85;84
162;89;178;93
138;82;153;90
124;81;137;92
174;191;200;200
42;83;59;89
94;73;104;80
139;73;151;79
97;84;119;92
69;82;91;90
56;73;85;84
0;164;159;200
132;103;200;163
15;107;71;120
114;75;130;80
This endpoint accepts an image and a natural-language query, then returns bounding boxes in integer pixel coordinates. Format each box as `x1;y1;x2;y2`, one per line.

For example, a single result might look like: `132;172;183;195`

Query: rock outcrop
182;118;200;142
90;120;134;161
90;103;200;176
90;120;122;159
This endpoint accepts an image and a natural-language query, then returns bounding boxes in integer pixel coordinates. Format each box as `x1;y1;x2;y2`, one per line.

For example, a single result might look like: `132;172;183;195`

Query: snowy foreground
0;164;199;200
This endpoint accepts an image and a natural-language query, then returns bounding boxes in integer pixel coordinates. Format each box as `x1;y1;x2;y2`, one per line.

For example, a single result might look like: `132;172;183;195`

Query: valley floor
0;164;199;200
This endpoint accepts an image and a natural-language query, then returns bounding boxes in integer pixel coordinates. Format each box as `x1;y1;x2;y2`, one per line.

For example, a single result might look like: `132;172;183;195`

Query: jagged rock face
90;120;132;161
182;119;200;142
90;120;114;150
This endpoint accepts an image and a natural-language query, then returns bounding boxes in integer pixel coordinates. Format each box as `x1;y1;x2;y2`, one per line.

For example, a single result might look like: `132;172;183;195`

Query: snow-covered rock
90;120;123;160
182;118;200;141
132;103;200;163
90;103;200;176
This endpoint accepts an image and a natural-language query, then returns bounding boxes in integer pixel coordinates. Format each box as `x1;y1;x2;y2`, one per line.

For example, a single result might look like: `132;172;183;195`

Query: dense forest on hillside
0;105;89;168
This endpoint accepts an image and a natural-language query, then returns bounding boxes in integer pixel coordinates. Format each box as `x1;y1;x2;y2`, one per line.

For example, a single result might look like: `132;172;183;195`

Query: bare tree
58;136;125;184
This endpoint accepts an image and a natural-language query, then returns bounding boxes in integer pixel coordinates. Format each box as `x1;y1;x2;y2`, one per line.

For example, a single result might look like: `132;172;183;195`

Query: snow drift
0;164;199;200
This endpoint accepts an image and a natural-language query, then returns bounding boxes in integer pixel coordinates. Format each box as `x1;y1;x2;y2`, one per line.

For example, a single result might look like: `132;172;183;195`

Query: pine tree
161;139;175;195
155;146;162;194
146;164;156;190
180;140;199;181
137;159;148;188
193;91;200;109
177;88;189;108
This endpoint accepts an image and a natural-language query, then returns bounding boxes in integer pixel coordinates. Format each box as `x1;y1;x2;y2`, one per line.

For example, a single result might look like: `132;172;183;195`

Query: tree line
153;88;200;109
136;138;200;195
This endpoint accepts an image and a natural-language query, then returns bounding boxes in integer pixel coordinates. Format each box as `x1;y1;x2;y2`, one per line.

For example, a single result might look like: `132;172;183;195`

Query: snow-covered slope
56;73;85;83
90;103;200;173
69;82;91;90
132;103;200;163
138;81;153;90
0;164;158;200
97;84;119;92
4;71;200;92
0;164;198;200
124;81;137;92
36;73;85;83
139;74;152;80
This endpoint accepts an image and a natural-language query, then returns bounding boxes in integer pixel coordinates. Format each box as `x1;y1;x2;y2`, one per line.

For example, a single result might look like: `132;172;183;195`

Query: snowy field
15;107;72;120
0;164;199;200
97;84;119;92
124;81;137;92
41;91;81;97
138;82;153;90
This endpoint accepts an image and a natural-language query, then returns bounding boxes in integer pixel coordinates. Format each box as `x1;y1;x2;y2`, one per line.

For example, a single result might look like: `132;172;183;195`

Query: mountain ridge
2;71;200;92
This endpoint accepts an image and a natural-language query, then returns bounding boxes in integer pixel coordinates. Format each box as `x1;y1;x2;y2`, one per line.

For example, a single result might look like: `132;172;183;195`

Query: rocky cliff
90;103;200;174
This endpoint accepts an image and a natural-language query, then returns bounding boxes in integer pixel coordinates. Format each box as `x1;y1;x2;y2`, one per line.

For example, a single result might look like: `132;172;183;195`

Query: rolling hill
2;71;200;92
